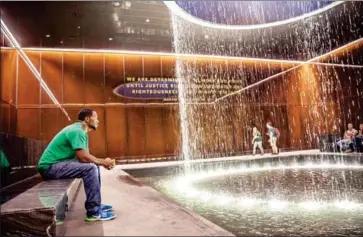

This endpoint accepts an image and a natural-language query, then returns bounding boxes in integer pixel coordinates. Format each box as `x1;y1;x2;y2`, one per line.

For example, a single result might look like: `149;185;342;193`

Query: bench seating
0;176;81;236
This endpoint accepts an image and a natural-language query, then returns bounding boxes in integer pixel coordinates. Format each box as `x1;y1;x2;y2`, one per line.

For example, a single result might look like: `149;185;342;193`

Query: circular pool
144;162;363;236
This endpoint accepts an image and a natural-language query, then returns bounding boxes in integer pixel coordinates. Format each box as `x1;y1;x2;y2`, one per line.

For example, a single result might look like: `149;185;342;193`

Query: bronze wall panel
126;106;146;157
1;49;17;105
84;53;104;103
18;51;40;105
40;108;62;142
17;109;40;140
88;106;107;158
63;52;84;104
124;55;143;78
161;56;175;77
40;52;63;104
144;106;165;157
105;106;127;158
163;105;180;156
143;56;161;77
104;54;124;103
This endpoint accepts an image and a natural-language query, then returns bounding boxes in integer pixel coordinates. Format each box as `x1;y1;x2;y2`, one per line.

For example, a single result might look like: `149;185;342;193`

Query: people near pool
250;122;280;155
266;122;280;155
355;123;363;152
336;123;358;153
252;126;264;155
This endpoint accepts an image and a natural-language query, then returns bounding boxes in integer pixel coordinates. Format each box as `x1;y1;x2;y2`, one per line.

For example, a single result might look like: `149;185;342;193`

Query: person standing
252;126;264;155
266;121;280;154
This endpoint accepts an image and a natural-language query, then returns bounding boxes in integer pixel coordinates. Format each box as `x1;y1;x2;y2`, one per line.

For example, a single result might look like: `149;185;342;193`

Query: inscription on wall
113;77;243;102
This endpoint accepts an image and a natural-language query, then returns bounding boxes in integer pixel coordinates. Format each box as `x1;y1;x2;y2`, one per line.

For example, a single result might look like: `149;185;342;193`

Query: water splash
169;1;363;169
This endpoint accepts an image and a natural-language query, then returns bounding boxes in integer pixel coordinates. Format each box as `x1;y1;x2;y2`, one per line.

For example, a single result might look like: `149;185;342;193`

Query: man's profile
37;108;116;221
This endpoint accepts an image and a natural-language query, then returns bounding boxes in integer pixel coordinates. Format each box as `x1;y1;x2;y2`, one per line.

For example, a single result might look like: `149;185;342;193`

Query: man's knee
83;163;98;176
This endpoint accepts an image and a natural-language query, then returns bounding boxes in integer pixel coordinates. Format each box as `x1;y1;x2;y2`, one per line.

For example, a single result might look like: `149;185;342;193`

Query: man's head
266;121;272;128
359;123;363;131
347;123;353;130
78;108;99;130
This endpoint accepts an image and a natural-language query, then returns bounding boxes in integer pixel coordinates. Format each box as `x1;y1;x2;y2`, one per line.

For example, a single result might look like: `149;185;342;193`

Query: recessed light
109;37;113;41
146;19;150;23
113;2;120;7
78;26;81;29
204;35;209;39
60;41;63;44
45;34;51;38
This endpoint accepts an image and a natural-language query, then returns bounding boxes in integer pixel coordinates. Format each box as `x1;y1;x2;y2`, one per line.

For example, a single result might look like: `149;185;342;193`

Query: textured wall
1;46;362;161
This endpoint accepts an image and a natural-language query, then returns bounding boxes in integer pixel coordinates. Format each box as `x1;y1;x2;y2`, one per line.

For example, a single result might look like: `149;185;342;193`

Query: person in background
37;108;116;222
252;126;264;155
336;123;358;152
266;121;280;155
355;123;363;152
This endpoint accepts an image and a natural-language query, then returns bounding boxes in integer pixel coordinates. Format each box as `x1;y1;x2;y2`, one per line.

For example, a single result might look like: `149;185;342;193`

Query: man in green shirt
37;108;116;221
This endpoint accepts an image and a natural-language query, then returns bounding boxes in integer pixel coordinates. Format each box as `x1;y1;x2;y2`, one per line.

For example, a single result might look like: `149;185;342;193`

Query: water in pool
131;156;363;236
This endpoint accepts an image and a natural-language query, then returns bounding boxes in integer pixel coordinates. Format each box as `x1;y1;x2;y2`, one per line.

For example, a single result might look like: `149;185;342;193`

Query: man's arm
67;129;115;168
75;149;105;165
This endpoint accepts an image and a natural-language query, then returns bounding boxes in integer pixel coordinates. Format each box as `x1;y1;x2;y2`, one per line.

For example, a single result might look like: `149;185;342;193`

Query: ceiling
1;1;363;60
1;1;172;51
175;1;335;26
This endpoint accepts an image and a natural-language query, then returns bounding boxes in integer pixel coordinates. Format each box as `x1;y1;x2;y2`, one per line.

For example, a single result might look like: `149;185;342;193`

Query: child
252;126;264;155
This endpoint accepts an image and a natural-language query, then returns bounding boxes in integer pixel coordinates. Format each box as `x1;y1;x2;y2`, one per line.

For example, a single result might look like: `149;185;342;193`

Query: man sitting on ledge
37;108;116;222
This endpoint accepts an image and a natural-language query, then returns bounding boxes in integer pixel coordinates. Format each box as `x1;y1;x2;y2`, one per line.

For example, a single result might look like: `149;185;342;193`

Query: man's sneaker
101;204;113;212
85;211;116;222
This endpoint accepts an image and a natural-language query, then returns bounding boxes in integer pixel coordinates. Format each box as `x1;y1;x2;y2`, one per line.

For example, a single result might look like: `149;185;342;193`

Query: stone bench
0;175;81;236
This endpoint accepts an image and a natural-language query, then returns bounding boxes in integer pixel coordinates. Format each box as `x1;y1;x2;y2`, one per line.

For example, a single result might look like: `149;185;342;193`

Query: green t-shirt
37;122;88;171
0;149;10;169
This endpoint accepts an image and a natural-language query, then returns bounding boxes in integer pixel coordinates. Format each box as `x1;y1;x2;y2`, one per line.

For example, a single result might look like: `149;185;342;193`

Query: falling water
168;1;363;166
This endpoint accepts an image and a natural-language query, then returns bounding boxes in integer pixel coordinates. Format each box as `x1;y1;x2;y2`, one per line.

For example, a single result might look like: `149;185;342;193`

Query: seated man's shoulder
64;123;85;137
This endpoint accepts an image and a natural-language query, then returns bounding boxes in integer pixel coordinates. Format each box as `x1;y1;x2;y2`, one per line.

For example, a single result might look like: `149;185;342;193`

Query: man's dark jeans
355;137;363;152
41;161;101;216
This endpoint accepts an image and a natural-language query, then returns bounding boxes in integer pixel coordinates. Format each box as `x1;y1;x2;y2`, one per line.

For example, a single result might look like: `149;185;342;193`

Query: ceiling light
204;35;209;39
109;37;113;41
146;19;150;23
10;37;363;67
60;41;63;44
45;34;50;38
77;26;81;29
113;2;120;7
4;46;308;64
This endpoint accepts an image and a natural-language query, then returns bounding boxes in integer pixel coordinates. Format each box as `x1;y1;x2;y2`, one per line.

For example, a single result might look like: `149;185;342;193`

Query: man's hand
103;157;116;169
75;149;116;168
